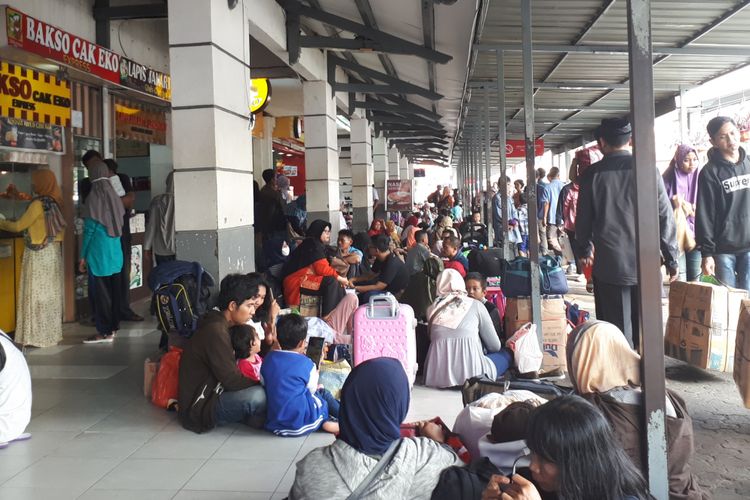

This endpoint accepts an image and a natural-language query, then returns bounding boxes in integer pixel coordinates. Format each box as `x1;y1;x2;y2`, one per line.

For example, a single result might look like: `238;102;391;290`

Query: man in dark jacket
696;116;750;292
256;168;287;242
178;274;269;433
576;118;679;350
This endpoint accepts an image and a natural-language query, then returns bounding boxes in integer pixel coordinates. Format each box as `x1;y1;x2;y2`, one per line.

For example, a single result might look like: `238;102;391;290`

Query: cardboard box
505;298;568;371
664;282;747;372
668;281;689;319
664;317;682;359
734;300;750;408
680;282;746;328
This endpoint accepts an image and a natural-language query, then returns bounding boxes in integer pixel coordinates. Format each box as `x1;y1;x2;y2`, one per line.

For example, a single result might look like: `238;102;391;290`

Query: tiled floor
1;303;464;500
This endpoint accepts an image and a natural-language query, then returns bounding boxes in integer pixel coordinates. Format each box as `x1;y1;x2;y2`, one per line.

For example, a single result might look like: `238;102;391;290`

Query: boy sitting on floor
260;314;340;436
465;272;503;342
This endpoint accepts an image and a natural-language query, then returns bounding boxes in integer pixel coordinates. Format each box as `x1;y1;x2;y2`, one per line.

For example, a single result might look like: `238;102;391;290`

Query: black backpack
431;458;501;500
149;261;214;338
468;248;506;278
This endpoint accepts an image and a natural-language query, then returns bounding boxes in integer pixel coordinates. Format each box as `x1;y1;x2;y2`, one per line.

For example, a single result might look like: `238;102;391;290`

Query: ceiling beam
279;0;452;63
537;0;750;140
422;0;438;114
353;0;402;88
351;100;442;120
334;82;441;98
330;55;443;99
468;80;689;92
389;138;449;145
473;43;750;57
368;112;443;129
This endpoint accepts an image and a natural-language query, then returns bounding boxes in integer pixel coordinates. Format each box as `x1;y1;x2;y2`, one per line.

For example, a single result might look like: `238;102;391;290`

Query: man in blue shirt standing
535;168;550;256
545;167;566;257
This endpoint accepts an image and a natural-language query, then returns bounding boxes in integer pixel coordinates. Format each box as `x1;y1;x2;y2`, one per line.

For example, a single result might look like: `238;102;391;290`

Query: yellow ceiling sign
0;62;71;126
250;78;271;114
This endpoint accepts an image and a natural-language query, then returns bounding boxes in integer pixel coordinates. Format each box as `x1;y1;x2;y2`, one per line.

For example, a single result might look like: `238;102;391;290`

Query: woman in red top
367;219;386;238
282;220;350;315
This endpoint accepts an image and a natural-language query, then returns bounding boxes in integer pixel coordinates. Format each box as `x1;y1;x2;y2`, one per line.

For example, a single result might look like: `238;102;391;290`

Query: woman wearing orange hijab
0;169;66;347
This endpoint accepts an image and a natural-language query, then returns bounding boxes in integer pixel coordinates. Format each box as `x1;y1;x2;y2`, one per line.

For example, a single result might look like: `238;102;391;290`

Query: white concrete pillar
338;136;352;205
372;135;388;219
350;118;373;232
303;80;341;233
399;155;409;181
388;146;400;181
253;117;274;185
169;0;254;280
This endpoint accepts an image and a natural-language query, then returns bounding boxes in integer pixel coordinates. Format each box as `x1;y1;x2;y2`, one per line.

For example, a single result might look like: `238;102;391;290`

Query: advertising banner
505;139;544;158
386;179;413;211
5;7;171;102
0;116;64;152
115;98;167;145
0;61;71;125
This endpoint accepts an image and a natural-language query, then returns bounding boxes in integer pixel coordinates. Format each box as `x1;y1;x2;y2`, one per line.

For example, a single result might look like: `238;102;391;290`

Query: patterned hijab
427;269;474;329
83;161;125;237
31;169;66;243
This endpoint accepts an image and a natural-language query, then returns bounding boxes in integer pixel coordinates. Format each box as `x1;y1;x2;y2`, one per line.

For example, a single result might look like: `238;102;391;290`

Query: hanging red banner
505;139;544;158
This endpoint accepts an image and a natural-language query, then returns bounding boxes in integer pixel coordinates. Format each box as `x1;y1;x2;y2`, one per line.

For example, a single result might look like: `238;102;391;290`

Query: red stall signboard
5;7;171;102
6;7;121;83
505;139;545;158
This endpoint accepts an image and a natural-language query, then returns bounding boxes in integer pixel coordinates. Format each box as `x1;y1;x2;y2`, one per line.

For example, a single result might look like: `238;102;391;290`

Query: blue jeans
215;385;267;427
679;250;702;282
316;388;340;420
714;252;750;292
486;349;513;378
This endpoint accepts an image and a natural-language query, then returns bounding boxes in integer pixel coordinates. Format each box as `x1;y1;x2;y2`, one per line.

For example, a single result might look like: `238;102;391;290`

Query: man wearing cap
576;118;679;350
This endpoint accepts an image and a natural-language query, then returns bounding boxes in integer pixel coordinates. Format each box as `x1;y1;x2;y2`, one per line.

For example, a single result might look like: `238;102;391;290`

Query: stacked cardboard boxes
665;281;747;372
734;300;750;408
505;297;568;371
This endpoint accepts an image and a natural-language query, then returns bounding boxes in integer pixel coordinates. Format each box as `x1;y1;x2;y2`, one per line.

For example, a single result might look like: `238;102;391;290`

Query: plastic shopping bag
152;346;183;409
506;322;543;374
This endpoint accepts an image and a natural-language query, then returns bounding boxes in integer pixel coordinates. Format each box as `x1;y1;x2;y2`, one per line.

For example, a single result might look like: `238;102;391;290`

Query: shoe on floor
121;313;144;322
539;368;565;381
83;334;113;344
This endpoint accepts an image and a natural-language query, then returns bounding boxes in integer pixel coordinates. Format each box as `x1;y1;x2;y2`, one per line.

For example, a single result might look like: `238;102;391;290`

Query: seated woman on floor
424;269;511;388
566;321;707;500
281;220;352;317
482;395;654;500
289;358;461;500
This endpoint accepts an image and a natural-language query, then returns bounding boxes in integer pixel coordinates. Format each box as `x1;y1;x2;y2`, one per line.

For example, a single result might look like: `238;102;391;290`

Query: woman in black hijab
281;220;350;316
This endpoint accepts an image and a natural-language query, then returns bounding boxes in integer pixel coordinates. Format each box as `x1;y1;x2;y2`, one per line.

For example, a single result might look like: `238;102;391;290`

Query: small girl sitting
229;324;263;382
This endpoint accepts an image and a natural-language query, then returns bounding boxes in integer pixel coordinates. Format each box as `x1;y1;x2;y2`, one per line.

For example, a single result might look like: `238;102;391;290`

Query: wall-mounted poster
130;244;143;289
386;179;413;211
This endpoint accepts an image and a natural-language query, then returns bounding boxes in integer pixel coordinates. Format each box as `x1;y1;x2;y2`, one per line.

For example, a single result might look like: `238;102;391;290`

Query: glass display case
0;162;36;223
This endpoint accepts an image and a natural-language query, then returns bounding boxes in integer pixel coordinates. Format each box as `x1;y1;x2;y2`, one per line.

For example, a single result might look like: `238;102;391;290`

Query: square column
399;156;410;180
303;80;341;233
350;118;373;232
372;135;388;219
388;146;400;180
169;0;254;281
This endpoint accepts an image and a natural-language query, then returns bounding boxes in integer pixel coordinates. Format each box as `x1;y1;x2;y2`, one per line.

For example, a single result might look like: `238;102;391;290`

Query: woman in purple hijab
663;144;701;281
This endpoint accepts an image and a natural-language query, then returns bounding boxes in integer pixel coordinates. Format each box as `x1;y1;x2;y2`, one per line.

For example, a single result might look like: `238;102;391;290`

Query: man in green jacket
178;273;276;433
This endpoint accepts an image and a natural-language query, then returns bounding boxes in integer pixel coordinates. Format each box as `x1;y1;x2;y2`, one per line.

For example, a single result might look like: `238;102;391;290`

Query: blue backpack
149;261;214;338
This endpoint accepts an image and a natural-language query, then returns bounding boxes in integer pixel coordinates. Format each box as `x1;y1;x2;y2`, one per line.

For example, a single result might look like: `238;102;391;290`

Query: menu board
386;179;413;211
0;117;64;153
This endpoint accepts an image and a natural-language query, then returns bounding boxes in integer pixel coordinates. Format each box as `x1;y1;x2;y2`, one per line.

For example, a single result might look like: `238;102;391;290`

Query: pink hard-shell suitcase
353;293;417;387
